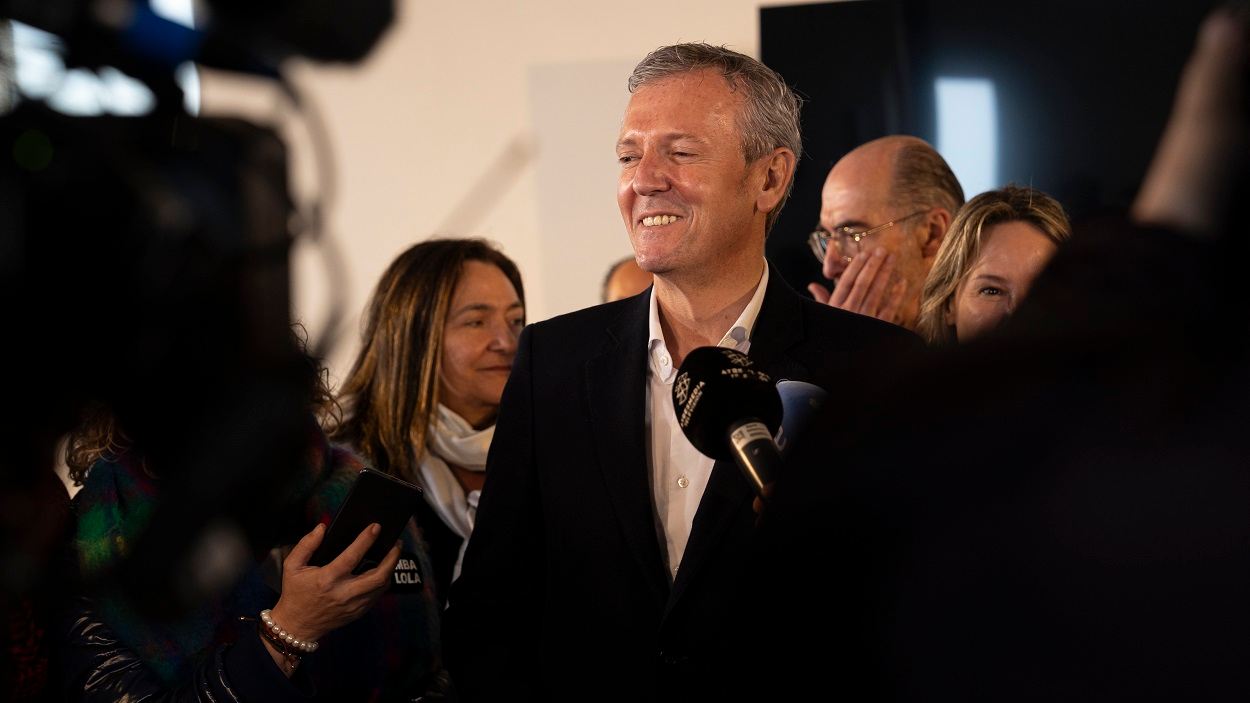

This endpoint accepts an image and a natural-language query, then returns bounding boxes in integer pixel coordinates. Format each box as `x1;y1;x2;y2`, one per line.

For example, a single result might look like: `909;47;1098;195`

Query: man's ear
920;207;953;258
756;147;797;216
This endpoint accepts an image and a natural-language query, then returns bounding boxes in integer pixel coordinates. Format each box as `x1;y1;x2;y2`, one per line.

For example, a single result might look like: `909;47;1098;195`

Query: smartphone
309;468;424;574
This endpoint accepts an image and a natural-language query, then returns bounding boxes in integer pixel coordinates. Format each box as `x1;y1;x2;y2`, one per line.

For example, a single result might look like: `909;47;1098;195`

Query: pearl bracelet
259;609;320;653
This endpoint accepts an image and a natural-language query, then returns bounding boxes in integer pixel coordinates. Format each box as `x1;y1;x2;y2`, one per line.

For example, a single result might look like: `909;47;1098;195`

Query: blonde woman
917;185;1071;345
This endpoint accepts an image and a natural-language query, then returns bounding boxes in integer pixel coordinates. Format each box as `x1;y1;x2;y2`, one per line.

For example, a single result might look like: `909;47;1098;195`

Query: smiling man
445;44;916;702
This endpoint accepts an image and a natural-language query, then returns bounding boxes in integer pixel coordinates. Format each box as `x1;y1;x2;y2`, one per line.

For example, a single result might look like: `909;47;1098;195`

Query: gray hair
628;43;803;233
891;142;966;216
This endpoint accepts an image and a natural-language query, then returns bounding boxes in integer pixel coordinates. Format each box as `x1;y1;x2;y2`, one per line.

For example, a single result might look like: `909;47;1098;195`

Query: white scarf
416;404;493;581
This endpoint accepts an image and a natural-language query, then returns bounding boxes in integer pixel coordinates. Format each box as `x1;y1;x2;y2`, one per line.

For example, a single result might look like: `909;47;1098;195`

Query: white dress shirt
645;263;769;581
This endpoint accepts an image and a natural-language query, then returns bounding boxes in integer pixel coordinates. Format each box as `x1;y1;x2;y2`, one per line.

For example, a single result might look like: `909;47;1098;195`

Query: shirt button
677;475;689;489
660;354;670;366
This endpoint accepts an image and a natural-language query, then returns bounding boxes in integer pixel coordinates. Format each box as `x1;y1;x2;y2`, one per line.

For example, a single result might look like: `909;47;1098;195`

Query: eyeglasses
808;209;929;264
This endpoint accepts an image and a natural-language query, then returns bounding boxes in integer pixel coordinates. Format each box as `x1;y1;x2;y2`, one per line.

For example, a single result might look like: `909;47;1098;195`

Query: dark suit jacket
444;265;917;702
760;221;1250;700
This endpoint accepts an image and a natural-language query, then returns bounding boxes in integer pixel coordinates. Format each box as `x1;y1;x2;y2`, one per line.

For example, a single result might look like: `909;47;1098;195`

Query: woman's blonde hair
329;239;524;483
917;185;1071;346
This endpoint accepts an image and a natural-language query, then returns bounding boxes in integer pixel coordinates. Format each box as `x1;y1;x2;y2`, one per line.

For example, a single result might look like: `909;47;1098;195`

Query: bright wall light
935;77;998;199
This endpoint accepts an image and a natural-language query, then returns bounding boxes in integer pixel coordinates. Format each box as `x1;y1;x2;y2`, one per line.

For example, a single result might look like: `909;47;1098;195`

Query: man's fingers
325;523;382;577
860;257;897;316
842;250;889;310
285;523;326;570
807;282;832;304
829;252;870;306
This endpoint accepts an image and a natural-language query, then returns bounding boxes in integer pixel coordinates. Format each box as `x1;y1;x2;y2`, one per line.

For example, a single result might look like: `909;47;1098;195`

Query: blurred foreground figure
0;2;395;699
761;8;1250;699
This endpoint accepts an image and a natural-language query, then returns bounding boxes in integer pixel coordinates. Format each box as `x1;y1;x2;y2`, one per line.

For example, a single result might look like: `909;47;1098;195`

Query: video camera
0;0;393;616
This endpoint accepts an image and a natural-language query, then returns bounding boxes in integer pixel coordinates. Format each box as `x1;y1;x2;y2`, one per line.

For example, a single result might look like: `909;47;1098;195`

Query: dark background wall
761;0;1219;294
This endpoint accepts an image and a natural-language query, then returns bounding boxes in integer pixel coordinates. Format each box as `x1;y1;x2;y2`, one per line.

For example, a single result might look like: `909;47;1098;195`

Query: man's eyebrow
617;132;708;149
667;132;707;143
833;219;871;231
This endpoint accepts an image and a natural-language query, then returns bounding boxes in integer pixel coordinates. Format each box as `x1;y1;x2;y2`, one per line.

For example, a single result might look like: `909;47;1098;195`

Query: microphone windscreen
775;380;829;455
672;346;782;461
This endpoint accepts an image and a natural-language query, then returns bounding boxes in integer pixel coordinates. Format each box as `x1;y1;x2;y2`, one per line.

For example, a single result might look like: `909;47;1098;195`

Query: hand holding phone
269;521;401;645
263;468;422;648
309;468;424;573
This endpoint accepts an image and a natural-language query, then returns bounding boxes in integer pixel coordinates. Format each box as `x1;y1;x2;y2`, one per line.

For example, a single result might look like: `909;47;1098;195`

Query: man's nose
631;152;670;196
822;245;849;281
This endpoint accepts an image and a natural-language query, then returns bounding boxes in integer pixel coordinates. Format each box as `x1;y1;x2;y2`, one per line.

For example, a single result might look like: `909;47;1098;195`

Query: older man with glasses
808;135;964;330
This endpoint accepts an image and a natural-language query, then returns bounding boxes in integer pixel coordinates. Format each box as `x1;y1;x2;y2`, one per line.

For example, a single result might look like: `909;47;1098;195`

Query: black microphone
671;346;783;497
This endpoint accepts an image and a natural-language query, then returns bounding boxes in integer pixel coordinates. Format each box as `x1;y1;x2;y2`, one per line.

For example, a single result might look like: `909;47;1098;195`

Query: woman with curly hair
60;338;443;701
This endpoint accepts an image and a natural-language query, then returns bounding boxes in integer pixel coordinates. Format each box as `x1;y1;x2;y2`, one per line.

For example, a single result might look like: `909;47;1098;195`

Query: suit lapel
585;292;670;605
666;265;810;616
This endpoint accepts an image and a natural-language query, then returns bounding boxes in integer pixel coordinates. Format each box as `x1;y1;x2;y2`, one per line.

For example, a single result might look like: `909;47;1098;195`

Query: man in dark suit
444;43;915;701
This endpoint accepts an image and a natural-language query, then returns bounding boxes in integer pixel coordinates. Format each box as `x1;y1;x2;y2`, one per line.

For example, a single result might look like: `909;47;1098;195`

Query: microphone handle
727;417;782;498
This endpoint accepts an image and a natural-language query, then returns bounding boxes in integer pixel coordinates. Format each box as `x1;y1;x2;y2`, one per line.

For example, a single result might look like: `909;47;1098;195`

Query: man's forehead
632;67;731;95
821;176;891;225
620;71;741;125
